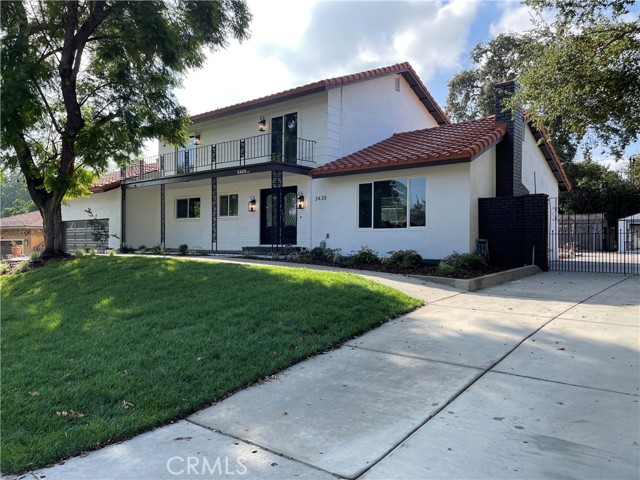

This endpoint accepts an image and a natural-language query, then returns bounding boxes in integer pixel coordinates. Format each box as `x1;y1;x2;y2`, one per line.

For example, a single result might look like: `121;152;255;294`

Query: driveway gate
548;194;640;274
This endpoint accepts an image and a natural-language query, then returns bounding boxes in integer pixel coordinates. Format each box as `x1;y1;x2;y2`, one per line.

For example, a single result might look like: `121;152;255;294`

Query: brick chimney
495;81;529;197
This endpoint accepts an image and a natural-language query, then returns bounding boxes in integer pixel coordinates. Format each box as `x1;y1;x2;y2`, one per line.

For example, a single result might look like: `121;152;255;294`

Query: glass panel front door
260;186;297;245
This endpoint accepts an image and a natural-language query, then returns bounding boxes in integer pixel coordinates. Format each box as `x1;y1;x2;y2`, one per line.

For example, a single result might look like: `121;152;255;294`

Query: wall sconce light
258;116;267;132
190;133;201;146
297;191;305;209
248;195;257;212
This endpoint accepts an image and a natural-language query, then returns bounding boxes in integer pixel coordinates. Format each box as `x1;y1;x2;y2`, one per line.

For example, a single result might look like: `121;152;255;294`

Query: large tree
0;170;37;218
512;0;639;159
445;33;580;163
1;1;250;258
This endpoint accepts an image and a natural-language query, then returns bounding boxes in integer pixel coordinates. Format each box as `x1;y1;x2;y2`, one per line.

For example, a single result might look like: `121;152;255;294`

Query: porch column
160;184;165;246
120;187;126;246
211;177;217;251
271;169;283;246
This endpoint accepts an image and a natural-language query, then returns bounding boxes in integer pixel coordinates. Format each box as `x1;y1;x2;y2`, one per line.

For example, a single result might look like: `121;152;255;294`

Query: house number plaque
315;195;327;201
236;169;250;175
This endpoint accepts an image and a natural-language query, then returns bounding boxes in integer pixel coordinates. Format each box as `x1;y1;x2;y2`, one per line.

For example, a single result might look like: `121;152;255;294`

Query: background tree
1;170;37;218
512;0;639;159
446;33;579;163
1;1;251;258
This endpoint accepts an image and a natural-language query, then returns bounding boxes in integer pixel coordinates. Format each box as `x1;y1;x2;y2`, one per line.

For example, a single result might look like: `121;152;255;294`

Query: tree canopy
0;170;37;218
445;33;579;163
512;0;640;159
1;1;251;257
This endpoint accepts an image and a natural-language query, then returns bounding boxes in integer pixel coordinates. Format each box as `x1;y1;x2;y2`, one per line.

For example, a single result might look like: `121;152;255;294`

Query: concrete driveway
19;269;640;480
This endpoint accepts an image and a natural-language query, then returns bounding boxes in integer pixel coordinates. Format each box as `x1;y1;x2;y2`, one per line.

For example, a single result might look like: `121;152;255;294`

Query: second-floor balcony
121;133;315;184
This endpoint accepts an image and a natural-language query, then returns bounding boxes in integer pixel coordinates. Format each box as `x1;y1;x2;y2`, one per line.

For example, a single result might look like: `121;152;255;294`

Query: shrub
108;249;117;257
151;244;165;255
0;262;9;275
119;244;135;254
13;260;31;274
308;247;342;264
178;244;189;255
440;251;487;270
88;248;98;256
351;246;379;264
29;250;41;262
388;250;422;269
138;245;147;253
435;262;456;277
75;248;86;258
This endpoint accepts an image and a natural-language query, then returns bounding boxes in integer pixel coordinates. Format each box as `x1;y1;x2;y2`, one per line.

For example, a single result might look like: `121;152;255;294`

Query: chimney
495;81;528;197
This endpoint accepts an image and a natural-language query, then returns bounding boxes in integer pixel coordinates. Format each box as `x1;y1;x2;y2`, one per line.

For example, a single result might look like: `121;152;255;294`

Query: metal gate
548;194;640;274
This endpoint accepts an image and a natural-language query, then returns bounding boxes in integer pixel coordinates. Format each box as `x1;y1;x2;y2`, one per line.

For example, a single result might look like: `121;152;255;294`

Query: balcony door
260;186;297;245
177;137;196;174
271;113;297;164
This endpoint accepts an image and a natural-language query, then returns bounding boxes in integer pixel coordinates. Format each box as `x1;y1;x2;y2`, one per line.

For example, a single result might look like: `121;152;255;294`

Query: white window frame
219;194;239;218
176;197;201;220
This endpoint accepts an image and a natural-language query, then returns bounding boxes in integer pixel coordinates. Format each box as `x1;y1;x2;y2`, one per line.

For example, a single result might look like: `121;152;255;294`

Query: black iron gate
548;194;640;274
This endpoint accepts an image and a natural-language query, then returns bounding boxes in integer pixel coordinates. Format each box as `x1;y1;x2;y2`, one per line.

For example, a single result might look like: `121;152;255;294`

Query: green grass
0;256;421;474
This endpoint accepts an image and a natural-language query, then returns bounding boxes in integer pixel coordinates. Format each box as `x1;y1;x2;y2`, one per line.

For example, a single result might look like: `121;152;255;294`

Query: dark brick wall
495;81;529;197
479;194;549;270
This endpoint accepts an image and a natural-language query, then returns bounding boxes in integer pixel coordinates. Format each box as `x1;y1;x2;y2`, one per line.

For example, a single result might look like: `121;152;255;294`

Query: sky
163;0;637;168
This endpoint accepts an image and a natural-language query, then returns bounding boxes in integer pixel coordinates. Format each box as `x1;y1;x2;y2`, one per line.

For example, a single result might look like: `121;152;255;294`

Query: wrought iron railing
120;133;315;183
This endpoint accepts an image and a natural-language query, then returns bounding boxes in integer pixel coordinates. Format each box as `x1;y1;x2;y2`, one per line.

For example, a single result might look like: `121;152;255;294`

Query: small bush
88;248;98;256
178;244;189;255
119;244;135;254
440;251;487;270
308;247;342;264
108;249;117;257
436;262;456;277
13;260;31;274
138;245;147;253
29;250;41;262
351;246;379;264
0;262;9;275
75;248;86;258
388;250;423;269
151;244;165;255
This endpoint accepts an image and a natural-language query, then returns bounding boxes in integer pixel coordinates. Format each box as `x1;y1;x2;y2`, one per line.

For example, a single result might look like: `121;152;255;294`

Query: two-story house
62;62;569;260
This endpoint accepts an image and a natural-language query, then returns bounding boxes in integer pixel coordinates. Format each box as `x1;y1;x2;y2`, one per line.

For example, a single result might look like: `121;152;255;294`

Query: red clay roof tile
90;162;158;192
311;117;507;177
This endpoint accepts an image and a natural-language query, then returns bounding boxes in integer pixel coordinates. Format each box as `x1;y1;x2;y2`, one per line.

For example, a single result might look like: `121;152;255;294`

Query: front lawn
0;256;421;474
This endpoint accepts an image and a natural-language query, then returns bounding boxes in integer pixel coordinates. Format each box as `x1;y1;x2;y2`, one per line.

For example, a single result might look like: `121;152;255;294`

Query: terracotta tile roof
90;162;158;192
190;62;450;126
0;210;43;228
311;117;507;177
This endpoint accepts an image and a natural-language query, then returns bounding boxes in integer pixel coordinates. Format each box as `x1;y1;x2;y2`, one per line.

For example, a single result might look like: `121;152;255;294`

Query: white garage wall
62;189;121;249
522;126;559;199
311;163;472;260
469;148;497;251
126;186;160;248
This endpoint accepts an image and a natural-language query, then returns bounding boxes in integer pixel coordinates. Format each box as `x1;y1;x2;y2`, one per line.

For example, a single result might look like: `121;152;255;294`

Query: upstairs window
177;197;200;219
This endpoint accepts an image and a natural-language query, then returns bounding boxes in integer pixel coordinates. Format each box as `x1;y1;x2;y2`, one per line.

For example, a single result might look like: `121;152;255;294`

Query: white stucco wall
469;148;497;251
339;74;439;158
311;163;472;260
125;187;160;248
522;126;559;199
62;188;122;249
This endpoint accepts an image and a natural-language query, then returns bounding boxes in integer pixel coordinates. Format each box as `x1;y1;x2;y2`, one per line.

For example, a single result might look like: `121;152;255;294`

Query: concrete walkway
14;264;640;480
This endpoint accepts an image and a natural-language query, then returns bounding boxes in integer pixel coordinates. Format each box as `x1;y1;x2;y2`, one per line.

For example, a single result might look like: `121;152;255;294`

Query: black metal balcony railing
120;133;315;183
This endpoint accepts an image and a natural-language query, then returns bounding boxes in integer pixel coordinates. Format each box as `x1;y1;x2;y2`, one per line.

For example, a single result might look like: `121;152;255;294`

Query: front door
260;186;297;245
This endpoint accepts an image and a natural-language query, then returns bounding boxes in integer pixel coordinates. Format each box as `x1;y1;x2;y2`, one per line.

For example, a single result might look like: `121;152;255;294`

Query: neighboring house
557;213;609;252
62;62;569;260
618;213;640;251
0;211;44;258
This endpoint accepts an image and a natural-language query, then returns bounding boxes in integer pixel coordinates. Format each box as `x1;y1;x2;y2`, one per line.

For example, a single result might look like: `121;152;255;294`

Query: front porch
120;133;315;186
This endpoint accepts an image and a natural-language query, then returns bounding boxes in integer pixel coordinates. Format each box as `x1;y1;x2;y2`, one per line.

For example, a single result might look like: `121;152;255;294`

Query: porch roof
189;62;450;127
91;163;158;192
310;117;507;178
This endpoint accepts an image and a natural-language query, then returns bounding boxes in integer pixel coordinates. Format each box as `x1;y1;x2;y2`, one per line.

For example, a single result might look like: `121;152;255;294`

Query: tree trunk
40;197;68;259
